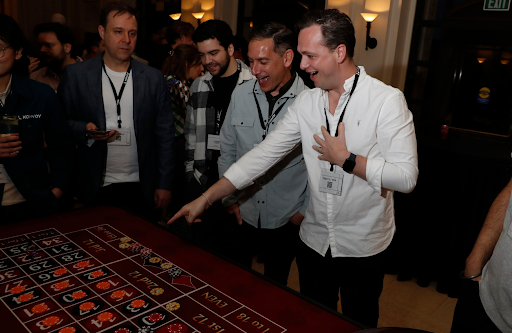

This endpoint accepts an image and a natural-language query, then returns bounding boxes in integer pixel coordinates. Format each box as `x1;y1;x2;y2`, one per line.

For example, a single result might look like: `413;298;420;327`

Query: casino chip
90;270;105;278
54;268;68;276
165;302;180;312
167;323;187;333
17;293;34;303
148;313;163;323
9;285;26;295
168;267;182;278
71;291;87;300
54;281;70;290
150;288;164;296
138;326;155;333
58;327;76;333
120;237;131;243
31;303;49;314
130;242;142;253
42;316;60;326
160;262;173;270
76;260;90;268
140;248;152;259
111;290;126;299
130;299;146;308
79;302;95;311
149;257;161;264
119;243;130;250
96;281;111;290
97;311;114;322
114;329;131;333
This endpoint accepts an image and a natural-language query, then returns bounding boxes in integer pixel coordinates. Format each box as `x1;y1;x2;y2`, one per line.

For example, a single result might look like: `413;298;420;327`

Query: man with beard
184;19;253;245
30;22;81;91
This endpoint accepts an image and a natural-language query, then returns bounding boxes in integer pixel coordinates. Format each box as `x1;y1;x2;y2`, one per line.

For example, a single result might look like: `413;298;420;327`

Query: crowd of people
1;1;511;332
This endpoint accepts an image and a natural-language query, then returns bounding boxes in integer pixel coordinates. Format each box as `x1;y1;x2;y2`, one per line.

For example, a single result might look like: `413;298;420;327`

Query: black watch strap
343;153;357;173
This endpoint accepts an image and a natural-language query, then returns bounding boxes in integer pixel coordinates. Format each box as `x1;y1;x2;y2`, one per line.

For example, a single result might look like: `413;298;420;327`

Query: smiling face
298;24;340;90
99;12;137;63
248;38;292;94
197;38;233;77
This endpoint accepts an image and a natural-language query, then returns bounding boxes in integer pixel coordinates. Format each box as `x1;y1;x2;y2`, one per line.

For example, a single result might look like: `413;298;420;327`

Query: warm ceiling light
501;59;510;65
361;13;379;22
192;12;205;19
169;13;181;20
477;58;486;63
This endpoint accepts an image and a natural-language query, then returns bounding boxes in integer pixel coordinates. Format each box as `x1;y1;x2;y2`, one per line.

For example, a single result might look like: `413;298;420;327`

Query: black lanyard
253;81;290;140
102;59;131;128
324;68;360;171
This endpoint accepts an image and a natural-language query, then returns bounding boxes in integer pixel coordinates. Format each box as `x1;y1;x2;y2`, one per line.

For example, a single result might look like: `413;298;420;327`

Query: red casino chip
9;285;26;295
97;312;113;322
130;299;145;308
71;291;87;300
148;312;163;323
114;328;131;333
17;293;34;303
58;327;76;333
54;281;70;290
167;323;187;333
96;281;111;290
76;260;90;268
54;268;68;276
79;302;95;311
90;270;105;278
31;303;49;314
42;316;60;326
111;290;126;299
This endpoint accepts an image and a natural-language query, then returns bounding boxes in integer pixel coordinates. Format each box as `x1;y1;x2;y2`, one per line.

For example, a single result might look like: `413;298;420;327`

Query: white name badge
319;168;343;196
0;164;13;184
207;134;221;150
108;127;131;146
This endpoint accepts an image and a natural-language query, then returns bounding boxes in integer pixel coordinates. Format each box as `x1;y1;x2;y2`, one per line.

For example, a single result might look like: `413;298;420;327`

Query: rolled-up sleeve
366;91;418;193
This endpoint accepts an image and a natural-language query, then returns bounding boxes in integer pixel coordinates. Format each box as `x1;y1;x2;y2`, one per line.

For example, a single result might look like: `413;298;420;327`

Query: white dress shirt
223;67;418;258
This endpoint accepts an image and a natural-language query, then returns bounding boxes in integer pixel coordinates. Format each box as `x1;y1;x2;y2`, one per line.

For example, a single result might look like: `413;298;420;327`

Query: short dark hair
249;22;296;56
84;32;102;53
161;44;202;82
100;2;138;28
166;21;194;45
193;20;233;51
0;14;29;76
33;22;76;56
295;9;356;58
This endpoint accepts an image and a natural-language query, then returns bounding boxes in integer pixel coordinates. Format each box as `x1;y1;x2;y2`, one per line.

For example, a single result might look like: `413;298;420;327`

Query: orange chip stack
54;268;68;276
90;270;104;278
9;285;26;295
76;261;90;268
31;303;49;314
96;281;111;290
111;290;126;299
17;293;34;303
130;299;145;308
79;302;95;311
71;291;87;300
58;327;76;333
42;316;60;326
97;312;114;322
54;281;70;290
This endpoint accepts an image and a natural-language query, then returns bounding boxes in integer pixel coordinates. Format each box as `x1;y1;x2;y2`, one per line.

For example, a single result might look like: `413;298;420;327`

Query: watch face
343;159;356;172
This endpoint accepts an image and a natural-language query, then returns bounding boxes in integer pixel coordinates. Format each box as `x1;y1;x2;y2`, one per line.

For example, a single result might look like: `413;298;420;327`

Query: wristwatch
342;153;357;173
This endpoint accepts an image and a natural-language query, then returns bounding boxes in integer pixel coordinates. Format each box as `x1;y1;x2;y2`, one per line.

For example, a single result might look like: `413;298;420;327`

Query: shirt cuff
224;163;254;190
365;157;385;192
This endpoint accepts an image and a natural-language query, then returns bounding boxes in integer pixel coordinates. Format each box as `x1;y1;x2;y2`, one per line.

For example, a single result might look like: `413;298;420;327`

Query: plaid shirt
185;60;254;187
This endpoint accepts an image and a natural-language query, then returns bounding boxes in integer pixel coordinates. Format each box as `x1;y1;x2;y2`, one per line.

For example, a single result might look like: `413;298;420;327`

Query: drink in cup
0;116;19;137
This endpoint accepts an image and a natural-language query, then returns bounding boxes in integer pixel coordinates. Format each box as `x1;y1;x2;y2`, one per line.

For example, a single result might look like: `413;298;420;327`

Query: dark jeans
451;279;501;333
216;219;300;286
296;241;387;328
94;182;159;222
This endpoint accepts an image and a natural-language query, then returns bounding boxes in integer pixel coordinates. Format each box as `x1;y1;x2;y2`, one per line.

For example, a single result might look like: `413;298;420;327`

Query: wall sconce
169;13;181;20
477;58;486;64
501;59;510;65
361;13;378;50
192;12;205;25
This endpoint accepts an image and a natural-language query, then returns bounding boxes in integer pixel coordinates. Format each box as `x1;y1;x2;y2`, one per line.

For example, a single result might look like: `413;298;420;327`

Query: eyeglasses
0;46;11;59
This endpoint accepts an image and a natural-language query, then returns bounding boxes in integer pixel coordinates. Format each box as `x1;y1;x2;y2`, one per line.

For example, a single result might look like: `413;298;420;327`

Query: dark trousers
0;201;39;224
451;280;501;333
296;241;387;327
94;182;159;222
217;219;300;285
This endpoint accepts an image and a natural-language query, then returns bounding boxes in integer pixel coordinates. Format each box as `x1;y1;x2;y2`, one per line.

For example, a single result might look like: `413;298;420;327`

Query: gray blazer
58;55;175;204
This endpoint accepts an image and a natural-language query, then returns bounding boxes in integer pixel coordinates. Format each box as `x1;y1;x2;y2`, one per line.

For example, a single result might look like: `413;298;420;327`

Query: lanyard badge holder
319;68;360;196
253;81;290;140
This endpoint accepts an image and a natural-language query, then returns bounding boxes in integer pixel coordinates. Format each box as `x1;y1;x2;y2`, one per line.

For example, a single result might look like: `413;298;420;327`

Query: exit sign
484;0;511;10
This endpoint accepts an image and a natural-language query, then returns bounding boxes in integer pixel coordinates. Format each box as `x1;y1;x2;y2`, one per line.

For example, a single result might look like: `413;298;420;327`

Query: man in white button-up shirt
169;9;418;327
